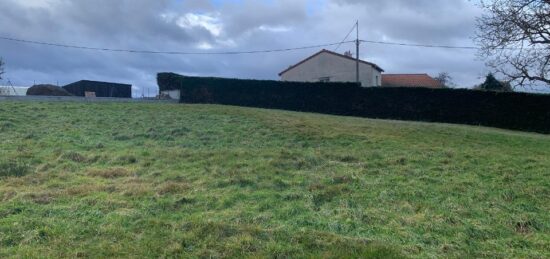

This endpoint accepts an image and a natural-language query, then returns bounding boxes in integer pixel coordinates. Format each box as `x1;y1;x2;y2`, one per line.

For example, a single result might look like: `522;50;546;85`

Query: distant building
159;89;180;100
382;74;444;88
63;80;132;98
279;49;384;87
0;86;29;96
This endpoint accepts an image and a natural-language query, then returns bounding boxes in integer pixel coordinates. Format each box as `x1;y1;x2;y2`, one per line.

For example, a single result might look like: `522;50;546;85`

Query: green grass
0;101;549;258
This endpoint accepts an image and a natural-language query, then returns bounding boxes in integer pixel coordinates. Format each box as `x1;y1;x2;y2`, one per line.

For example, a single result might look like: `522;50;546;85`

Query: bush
475;73;513;92
26;84;72;96
62;80;132;98
157;73;550;134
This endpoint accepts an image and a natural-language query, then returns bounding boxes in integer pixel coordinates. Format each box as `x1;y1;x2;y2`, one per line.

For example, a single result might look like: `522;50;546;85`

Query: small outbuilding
63;80;132;98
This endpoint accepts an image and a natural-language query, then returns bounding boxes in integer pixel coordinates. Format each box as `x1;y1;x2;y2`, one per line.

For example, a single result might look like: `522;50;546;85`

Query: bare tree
434;72;455;88
475;0;550;87
0;58;4;80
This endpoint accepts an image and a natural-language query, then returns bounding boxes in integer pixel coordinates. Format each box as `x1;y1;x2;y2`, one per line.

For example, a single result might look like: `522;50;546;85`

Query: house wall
280;52;382;87
161;90;181;100
0;86;29;96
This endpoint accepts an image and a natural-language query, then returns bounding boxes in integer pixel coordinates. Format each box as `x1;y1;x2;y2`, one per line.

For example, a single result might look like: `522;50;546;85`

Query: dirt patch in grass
114;155;138;165
514;219;540;234
331;175;357;184
113;134;132;141
324;153;361;163
37;163;56;172
0;189;17;202
119;182;153;197
59;151;88;163
87;168;133;178
25;192;58;205
66;184;106;196
309;183;351;208
156;182;190;195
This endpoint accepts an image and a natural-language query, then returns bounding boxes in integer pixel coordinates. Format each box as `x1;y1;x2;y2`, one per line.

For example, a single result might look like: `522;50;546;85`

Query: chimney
344;50;353;57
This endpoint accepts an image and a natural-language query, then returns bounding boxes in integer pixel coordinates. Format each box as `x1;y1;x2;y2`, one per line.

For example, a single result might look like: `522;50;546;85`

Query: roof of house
381;74;443;88
279;49;384;76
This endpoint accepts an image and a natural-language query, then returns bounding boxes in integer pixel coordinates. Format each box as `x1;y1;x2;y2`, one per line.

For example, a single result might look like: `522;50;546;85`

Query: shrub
62;80;131;98
157;73;550;134
26;84;73;96
475;73;513;92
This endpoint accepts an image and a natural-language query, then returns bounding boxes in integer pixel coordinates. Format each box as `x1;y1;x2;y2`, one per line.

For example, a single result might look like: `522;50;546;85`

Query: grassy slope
0;101;549;258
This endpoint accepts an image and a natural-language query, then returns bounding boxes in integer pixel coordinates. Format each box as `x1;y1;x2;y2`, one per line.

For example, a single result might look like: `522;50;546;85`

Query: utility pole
355;20;360;86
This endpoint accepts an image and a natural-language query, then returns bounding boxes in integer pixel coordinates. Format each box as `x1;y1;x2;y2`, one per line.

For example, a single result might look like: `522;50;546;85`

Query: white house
279;49;384;87
159;89;180;100
0;86;28;96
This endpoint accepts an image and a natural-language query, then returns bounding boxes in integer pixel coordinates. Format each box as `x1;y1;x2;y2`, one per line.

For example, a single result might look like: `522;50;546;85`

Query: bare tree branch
475;0;550;87
0;58;4;80
434;72;455;88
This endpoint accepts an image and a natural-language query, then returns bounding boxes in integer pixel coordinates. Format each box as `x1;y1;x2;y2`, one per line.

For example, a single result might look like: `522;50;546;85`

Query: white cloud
176;13;222;37
196;42;213;50
258;25;292;33
10;0;58;9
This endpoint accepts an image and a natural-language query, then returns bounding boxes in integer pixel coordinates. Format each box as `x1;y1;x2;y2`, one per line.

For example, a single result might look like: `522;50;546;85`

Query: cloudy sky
0;0;495;96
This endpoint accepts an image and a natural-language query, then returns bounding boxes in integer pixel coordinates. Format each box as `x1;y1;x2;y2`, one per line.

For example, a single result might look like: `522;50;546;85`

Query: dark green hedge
27;84;73;96
158;73;550;134
63;80;132;98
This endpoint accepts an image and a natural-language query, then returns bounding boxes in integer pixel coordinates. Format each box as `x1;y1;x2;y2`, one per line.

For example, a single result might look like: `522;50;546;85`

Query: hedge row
158;73;550;134
63;80;132;98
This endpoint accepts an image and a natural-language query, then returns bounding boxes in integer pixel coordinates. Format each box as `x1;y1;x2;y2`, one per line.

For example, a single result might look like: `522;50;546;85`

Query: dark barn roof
63;80;132;98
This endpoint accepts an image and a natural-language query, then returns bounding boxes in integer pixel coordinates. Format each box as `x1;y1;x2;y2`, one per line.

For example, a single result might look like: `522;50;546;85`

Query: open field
0;101;549;258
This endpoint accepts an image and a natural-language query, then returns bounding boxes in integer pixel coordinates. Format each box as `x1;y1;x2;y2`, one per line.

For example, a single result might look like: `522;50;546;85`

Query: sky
0;0;500;96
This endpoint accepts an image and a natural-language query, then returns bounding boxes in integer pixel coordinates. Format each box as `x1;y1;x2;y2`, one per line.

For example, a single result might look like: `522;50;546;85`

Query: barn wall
161;90;181;100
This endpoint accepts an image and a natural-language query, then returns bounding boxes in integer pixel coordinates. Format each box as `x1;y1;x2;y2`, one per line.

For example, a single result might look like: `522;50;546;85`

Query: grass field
0;101;549;258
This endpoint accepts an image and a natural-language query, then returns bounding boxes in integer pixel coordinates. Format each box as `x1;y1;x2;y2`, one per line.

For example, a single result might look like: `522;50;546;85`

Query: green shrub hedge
158;73;550;134
63;80;132;98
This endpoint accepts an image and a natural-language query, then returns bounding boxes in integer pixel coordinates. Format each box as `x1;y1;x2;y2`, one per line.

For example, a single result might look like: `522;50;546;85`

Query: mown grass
0;101;549;258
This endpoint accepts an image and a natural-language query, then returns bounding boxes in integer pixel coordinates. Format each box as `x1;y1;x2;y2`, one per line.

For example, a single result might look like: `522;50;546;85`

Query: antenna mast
356;20;360;86
8;79;16;95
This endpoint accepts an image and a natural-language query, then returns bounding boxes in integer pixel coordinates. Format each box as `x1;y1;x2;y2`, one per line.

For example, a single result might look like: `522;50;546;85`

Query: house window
319;77;331;83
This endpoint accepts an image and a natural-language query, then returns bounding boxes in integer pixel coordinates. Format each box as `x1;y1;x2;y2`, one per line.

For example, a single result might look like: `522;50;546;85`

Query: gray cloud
0;0;494;96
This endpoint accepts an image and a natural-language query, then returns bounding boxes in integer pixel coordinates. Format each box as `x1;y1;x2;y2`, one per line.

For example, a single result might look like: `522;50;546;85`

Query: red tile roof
279;49;384;76
382;74;443;88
